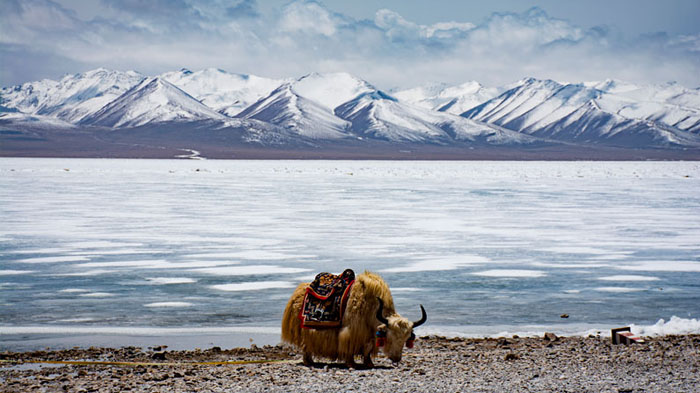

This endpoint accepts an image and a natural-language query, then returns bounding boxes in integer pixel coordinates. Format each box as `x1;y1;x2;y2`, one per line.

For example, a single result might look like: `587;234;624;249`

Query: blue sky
1;0;699;88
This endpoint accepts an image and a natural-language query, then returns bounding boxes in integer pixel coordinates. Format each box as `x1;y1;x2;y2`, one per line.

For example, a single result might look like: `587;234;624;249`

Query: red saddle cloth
300;269;355;329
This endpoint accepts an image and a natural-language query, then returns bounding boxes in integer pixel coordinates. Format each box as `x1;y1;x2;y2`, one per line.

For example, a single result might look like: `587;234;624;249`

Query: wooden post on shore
611;326;644;345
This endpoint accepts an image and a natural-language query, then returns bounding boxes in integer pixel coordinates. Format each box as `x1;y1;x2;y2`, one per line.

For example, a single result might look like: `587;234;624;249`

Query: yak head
375;297;427;364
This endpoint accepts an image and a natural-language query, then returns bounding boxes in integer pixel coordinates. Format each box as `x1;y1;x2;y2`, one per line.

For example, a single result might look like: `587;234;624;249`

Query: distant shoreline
3;149;700;161
3;317;696;352
2;126;699;161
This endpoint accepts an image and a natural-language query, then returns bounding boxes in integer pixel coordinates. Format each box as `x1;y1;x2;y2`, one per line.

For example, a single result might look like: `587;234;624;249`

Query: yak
281;270;426;368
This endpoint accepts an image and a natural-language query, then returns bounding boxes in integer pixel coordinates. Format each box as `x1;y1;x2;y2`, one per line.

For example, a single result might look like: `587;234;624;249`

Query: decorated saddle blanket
300;269;355;329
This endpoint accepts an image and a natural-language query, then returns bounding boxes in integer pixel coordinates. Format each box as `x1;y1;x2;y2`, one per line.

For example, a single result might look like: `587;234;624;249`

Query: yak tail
281;282;308;345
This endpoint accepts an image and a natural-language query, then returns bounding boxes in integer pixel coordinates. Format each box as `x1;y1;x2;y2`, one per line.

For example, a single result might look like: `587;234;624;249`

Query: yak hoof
303;353;314;366
346;356;360;369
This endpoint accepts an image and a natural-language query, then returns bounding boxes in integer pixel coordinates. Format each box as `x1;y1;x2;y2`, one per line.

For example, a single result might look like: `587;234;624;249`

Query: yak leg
303;352;314;366
362;342;375;368
362;352;374;368
345;355;359;369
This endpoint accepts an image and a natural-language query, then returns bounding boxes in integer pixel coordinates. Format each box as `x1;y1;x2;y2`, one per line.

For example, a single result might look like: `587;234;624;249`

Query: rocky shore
2;334;699;392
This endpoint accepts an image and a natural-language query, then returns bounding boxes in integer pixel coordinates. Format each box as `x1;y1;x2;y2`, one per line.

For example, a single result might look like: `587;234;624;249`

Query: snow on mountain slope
0;111;76;129
463;78;700;148
291;72;375;111
234;72;381;139
1;78;57;114
392;83;450;108
4;68;699;150
236;83;352;139
335;91;444;142
235;72;524;144
335;90;531;144
0;68;144;122
161;68;286;117
589;80;700;133
463;78;576;129
80;77;226;128
534;100;699;147
393;81;500;115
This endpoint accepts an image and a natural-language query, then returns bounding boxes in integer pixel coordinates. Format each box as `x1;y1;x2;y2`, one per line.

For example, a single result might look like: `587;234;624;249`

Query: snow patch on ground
631;316;700;336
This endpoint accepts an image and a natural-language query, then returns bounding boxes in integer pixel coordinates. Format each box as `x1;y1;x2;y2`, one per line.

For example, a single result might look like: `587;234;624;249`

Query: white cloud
424;22;476;39
374;9;475;42
1;1;699;89
465;8;585;51
670;33;700;53
279;0;340;36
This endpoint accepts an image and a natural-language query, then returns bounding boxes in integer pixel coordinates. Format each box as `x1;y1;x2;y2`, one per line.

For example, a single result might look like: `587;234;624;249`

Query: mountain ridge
2;68;700;159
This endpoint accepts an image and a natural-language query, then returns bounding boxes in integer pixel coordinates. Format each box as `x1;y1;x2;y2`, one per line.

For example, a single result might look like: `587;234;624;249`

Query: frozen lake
1;158;699;349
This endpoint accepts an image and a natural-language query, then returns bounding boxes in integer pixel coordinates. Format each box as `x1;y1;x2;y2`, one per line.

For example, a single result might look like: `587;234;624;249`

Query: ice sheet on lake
597;275;660;281
1;158;699;342
616;261;700;272
531;262;610;268
471;269;547;278
145;277;197;285
0;270;35;275
16;256;90;264
211;281;296;291
57;269;117;276
144;302;193;308
380;256;489;273
79;292;114;297
192;265;310;276
391;287;424;292
594;287;647;293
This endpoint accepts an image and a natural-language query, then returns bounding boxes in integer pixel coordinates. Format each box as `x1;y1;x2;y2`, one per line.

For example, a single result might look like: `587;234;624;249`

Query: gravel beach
2;334;699;392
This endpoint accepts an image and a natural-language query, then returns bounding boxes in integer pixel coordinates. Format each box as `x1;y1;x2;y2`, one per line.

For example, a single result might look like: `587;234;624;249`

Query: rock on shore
2;335;699;392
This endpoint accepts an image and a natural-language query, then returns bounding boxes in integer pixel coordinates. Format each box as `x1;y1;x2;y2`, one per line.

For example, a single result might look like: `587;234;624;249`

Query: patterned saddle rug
300;269;355;329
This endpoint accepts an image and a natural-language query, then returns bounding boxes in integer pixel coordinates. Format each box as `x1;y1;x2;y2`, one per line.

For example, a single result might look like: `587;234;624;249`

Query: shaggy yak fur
282;270;422;367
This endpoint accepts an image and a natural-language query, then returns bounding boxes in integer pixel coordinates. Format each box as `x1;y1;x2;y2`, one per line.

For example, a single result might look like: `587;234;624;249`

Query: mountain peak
80;76;225;128
393;80;500;115
159;68;285;117
237;81;353;139
292;72;376;110
517;77;562;88
0;68;145;122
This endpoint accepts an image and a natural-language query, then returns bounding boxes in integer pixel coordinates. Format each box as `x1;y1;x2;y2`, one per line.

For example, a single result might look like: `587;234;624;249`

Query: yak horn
376;297;389;324
413;305;427;327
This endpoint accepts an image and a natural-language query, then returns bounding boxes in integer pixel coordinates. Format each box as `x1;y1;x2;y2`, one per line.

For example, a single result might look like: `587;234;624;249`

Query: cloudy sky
2;0;699;89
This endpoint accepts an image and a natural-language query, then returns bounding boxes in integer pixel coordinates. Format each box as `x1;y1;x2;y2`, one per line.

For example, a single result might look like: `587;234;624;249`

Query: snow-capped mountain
291;72;376;111
336;91;445;142
236;72;375;139
335;90;528;144
239;72;524;144
590;80;700;134
393;81;500;115
462;78;699;147
161;68;285;117
80;77;226;128
2;67;699;157
236;83;353;139
0;68;144;122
